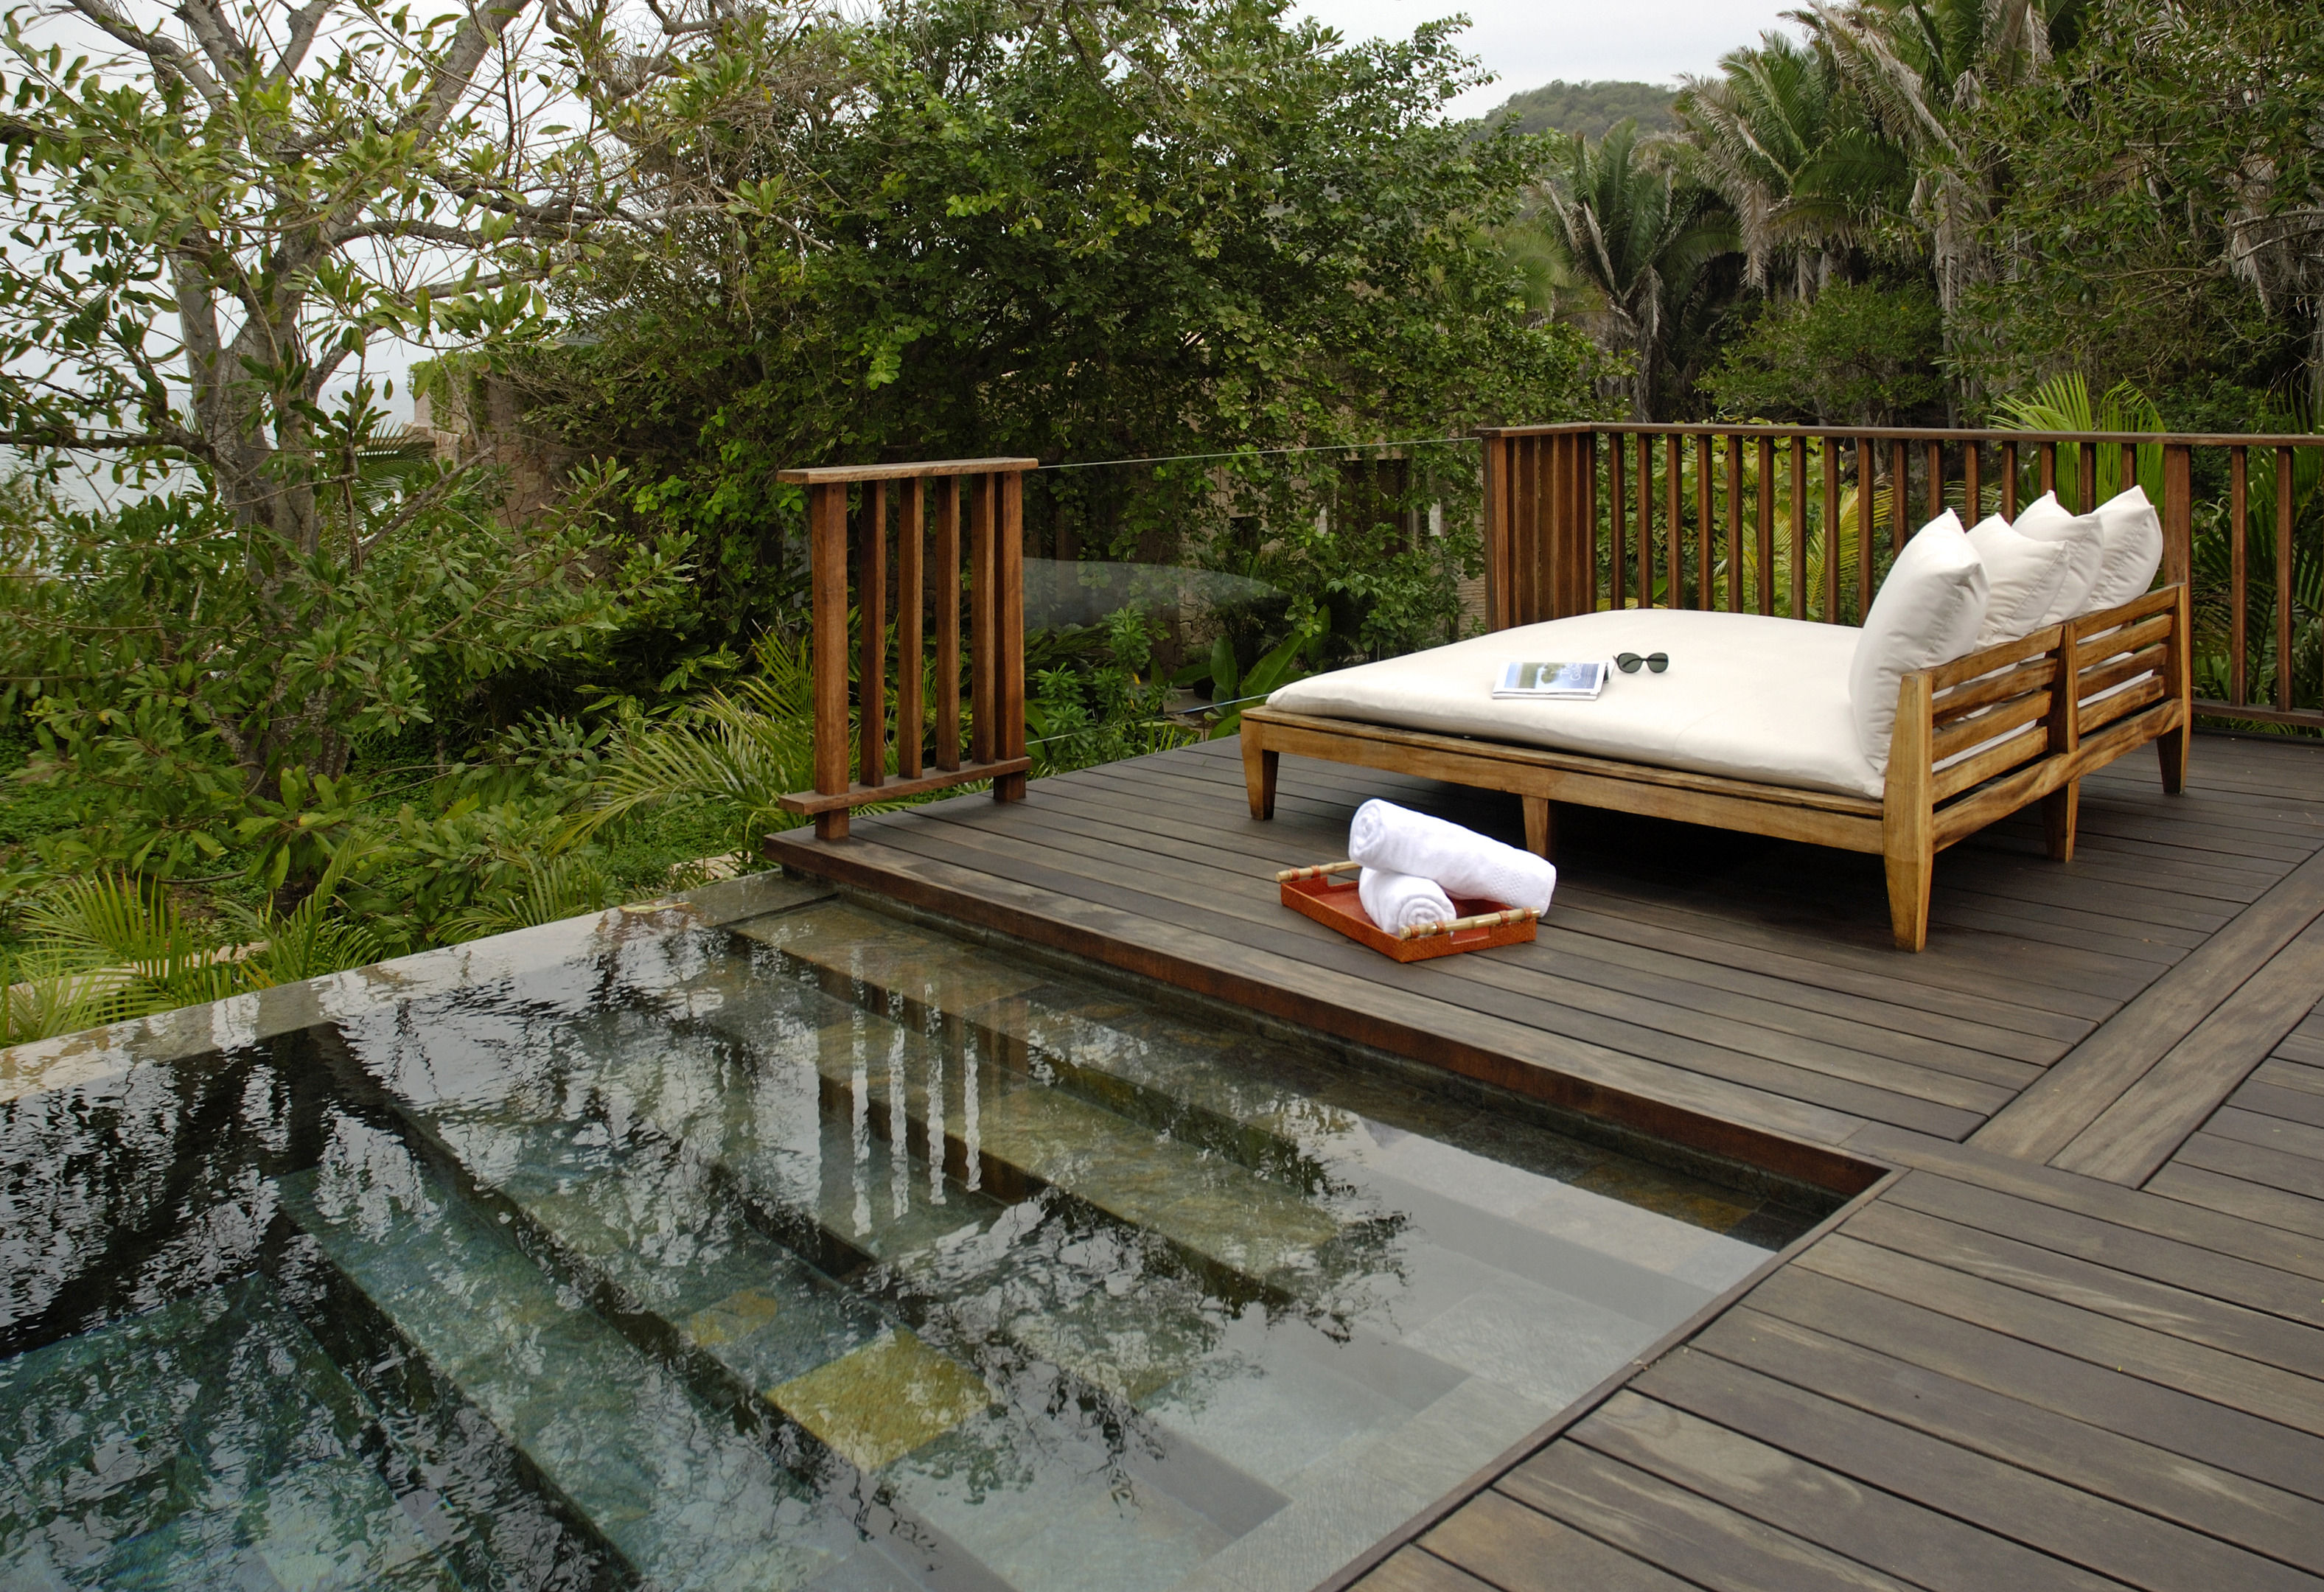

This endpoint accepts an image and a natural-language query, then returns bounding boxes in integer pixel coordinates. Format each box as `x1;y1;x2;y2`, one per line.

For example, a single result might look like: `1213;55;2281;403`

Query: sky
1288;0;1804;118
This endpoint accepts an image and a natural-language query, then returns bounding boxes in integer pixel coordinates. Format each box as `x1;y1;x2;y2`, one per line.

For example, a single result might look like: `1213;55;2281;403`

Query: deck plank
760;733;2324;1592
1627;1349;2319;1591
1573;1389;2122;1591
1495;1445;1920;1592
1741;1267;2324;1502
1792;1231;2324;1434
2143;1162;2324;1241
2051;915;2324;1181
1695;1304;2324;1569
1414;1492;1689;1592
1972;844;2324;1163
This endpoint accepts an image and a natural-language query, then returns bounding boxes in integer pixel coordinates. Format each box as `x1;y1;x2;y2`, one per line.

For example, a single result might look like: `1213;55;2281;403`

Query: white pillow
2085;485;2164;611
2011;492;2107;624
1964;513;2072;646
1849;510;1990;774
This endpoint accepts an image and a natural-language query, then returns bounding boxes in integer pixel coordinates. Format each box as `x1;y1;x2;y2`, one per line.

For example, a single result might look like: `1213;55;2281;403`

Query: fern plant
444;856;621;940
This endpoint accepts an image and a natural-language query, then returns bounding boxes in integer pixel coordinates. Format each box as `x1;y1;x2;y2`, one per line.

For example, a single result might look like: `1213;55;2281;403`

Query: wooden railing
1479;422;2324;733
775;457;1038;839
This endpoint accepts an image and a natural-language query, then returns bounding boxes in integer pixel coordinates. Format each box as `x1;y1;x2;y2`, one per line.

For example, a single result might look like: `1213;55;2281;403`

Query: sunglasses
1615;652;1669;674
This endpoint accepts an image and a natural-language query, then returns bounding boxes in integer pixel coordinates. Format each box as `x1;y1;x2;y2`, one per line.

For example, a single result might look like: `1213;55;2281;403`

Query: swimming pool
0;876;1815;1591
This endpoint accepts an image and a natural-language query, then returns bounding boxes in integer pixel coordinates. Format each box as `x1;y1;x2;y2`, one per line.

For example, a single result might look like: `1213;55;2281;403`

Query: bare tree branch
62;0;225;106
173;0;258;84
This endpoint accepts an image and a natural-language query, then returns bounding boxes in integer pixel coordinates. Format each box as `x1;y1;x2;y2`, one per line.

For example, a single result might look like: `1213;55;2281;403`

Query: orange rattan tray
1275;862;1538;962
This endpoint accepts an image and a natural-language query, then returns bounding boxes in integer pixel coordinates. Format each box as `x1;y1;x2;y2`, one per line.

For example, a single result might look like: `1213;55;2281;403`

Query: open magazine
1493;660;1608;701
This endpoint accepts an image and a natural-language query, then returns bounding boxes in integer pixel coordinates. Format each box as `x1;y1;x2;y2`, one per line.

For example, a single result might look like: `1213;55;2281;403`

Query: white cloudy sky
1290;0;1804;117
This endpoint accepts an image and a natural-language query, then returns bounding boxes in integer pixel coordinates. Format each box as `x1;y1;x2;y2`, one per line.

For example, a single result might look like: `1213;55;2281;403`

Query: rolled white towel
1358;867;1457;934
1348;799;1557;914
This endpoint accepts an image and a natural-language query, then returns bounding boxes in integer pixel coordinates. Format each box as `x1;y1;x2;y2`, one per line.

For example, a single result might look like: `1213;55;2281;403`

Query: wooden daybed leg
1242;726;1279;820
1521;795;1555;860
2157;723;2188;795
2042;778;2079;862
1884;671;1935;952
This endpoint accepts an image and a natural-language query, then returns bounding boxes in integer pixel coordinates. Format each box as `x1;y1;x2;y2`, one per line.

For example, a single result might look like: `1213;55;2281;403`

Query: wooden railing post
775;456;1037;841
2229;447;2249;705
809;481;851;841
1821;435;1840;622
1726;435;1744;614
1755;436;1775;616
897;481;924;780
969;469;995;766
859;481;887;790
2161;443;2192;590
1856;437;1874;620
1788;435;1807;621
935;479;961;772
996;468;1027;801
2278;447;2296;714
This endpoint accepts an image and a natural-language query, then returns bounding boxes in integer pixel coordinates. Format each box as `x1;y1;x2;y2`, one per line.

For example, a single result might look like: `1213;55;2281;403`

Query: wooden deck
767;731;2324;1591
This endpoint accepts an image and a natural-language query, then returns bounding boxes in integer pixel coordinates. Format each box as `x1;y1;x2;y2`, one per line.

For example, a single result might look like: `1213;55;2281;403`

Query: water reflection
0;896;1818;1591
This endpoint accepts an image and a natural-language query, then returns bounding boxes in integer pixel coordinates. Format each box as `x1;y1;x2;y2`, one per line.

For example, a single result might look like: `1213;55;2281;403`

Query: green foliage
1532;121;1737;418
0;0;599;534
525;0;1599;673
1478;80;1678;140
1674;32;1909;297
2;466;683;882
1958;0;2323;407
1703;281;1945;425
4;873;242;1043
577;640;820;857
1992;374;2166;505
443;856;621;940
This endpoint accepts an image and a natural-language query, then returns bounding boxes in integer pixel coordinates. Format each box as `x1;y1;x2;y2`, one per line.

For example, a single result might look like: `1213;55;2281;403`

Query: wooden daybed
1240;584;2191;951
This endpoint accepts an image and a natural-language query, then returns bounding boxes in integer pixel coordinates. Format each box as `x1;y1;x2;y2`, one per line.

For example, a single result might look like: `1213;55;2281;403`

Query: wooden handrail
1479;422;2324;449
1479;421;2324;735
775;457;1039;839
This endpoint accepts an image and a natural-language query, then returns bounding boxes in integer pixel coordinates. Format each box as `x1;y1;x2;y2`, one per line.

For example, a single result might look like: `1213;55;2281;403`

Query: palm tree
1538;121;1737;419
1804;0;2070;339
1675;31;1908;298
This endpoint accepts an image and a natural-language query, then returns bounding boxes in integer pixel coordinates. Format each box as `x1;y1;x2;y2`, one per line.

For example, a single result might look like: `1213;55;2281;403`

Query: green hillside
1477;80;1677;139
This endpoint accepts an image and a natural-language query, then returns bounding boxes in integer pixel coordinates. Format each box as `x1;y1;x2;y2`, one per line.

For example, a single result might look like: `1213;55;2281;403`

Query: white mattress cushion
1964;513;2071;646
2013;492;2107;624
2086;484;2165;611
1264;607;1884;800
1847;511;1989;777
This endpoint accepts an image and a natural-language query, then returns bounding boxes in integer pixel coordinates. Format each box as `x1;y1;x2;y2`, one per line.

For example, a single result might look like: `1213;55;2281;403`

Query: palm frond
444;856;620;940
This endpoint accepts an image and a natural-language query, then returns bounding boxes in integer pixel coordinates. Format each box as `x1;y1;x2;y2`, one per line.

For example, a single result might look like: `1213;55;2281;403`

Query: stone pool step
335;988;1238;1462
0;1274;461;1591
695;980;1346;1293
276;1131;849;1592
730;907;1343;1197
430;1107;1010;1471
332;1081;1293;1592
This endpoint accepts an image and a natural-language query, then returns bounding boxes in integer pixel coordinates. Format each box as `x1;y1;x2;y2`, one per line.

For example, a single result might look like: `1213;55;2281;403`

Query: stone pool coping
0;870;831;1103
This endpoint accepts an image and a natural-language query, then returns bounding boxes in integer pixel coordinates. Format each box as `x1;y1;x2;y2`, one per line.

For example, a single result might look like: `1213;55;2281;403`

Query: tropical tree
1961;0;2323;411
1537;120;1735;417
1804;0;2075;388
0;0;693;881
1673;30;1906;298
526;0;1598;665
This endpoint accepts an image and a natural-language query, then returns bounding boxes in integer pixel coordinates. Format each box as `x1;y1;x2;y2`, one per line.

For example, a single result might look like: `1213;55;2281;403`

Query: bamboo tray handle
1402;906;1540;940
1272;860;1540;941
1274;861;1361;881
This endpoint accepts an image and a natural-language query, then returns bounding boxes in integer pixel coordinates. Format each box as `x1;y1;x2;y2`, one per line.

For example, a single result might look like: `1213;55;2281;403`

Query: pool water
0;886;1815;1591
